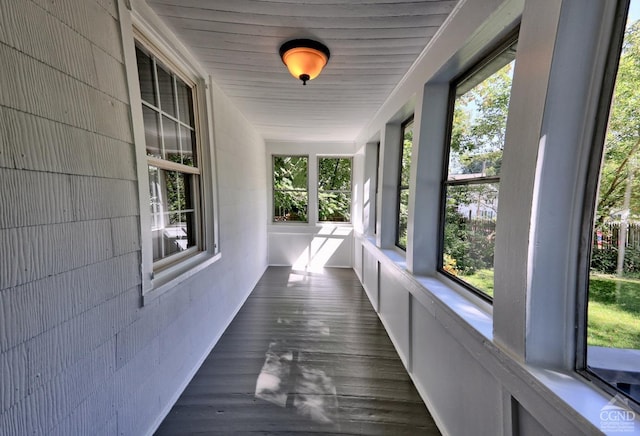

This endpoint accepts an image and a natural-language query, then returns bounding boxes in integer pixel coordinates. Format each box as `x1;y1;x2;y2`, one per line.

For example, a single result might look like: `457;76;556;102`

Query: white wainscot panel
518;403;552;436
411;299;501;436
268;233;311;266
354;240;363;280
378;263;410;366
269;226;353;269
309;227;352;268
362;249;379;311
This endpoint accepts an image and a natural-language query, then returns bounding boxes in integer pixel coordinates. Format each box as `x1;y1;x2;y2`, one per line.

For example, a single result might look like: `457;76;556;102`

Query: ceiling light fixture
279;39;330;86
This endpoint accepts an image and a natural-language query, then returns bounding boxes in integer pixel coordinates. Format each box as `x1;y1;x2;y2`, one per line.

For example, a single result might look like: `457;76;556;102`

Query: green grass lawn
588;274;640;349
458;270;640;349
462;268;494;297
587;300;640;349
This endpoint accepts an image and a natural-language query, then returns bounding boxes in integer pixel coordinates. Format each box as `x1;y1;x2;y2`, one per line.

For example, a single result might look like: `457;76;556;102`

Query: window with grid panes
439;37;517;299
318;157;352;222
135;44;202;268
272;155;309;222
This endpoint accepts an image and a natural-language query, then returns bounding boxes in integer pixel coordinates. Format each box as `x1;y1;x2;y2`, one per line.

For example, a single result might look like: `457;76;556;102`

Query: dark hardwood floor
155;267;441;435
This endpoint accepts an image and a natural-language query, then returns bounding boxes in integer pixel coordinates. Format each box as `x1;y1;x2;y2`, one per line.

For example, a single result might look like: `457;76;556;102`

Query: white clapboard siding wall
0;1;268;435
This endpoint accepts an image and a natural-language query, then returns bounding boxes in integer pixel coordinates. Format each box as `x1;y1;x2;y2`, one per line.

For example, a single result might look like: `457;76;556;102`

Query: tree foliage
596;21;640;227
449;62;513;177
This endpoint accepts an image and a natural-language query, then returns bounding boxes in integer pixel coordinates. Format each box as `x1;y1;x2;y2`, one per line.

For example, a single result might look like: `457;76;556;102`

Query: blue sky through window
629;0;639;27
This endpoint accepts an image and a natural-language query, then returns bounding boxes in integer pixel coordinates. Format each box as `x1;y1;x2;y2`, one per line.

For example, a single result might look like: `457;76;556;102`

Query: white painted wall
0;1;267;434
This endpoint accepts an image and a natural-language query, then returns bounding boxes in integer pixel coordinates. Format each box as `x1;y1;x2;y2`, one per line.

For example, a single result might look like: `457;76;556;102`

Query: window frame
272;154;310;223
576;0;640;410
135;44;203;269
437;33;518;302
374;142;380;235
120;4;221;303
395;115;414;250
317;156;353;223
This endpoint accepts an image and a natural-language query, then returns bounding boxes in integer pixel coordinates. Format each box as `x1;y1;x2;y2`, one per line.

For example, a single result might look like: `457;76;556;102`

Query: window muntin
318;157;352;222
396;117;414;250
440;39;517;299
273;156;308;222
584;2;640;408
136;44;202;268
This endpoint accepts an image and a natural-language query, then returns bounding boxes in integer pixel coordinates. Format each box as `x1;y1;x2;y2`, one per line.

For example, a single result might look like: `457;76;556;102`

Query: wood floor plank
155;267;441;435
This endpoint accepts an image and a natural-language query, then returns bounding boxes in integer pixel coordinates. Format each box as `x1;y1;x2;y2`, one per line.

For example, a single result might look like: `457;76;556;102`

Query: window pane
163;116;180;163
273;156;308;222
442;183;498;297
135;46;156;106
587;12;640;405
149;165;162;229
142;106;161;158
273;190;308;222
273;156;307;190
447;54;515;179
319;158;351;191
440;39;516;297
396;118;413;249
319;192;351;222
179;126;196;167
318;157;352;223
397;189;409;250
176;79;195;126
400;121;413;187
148;166;196;262
157;65;176;117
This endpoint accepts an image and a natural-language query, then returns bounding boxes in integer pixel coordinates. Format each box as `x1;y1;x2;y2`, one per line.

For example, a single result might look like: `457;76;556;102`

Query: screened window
318;157;352;222
584;0;640;408
136;44;201;268
440;38;517;299
396;117;414;250
273;156;308;222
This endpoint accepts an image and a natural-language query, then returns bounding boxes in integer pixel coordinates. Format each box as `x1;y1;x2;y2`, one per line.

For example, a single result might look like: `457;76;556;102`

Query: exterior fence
594;222;640;250
468;218;496;235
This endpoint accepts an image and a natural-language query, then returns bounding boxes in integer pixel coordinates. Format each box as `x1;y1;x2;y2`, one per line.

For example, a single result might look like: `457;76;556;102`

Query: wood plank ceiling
146;0;459;142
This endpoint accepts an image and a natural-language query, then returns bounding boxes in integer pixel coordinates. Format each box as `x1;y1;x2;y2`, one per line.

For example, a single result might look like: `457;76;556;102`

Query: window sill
588;346;640;374
587;346;640;406
359;234;491;337
143;251;222;305
268;223;354;232
527;366;639;431
378;246;408;270
415;274;493;340
363;235;408;267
